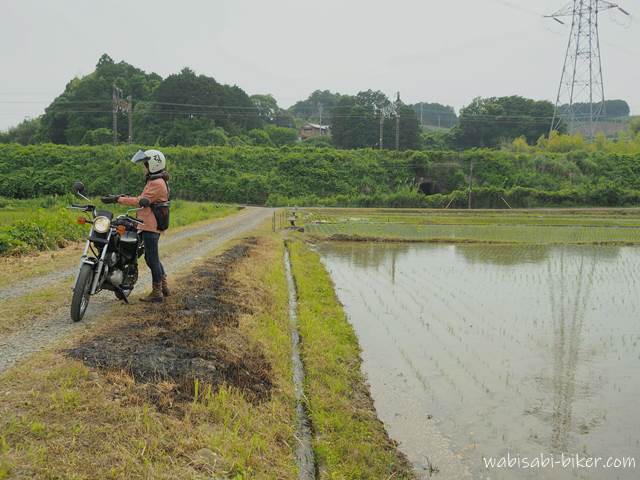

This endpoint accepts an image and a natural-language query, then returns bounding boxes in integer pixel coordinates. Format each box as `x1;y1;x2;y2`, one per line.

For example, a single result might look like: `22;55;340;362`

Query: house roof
303;123;330;129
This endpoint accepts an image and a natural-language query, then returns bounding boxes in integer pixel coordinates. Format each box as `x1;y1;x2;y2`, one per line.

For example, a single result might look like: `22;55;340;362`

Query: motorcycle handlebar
69;204;95;211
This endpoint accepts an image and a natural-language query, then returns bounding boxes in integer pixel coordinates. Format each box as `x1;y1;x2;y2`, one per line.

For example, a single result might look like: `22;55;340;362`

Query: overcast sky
1;0;638;130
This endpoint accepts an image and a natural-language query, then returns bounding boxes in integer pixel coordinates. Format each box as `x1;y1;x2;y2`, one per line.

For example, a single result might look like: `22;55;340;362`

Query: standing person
102;149;170;303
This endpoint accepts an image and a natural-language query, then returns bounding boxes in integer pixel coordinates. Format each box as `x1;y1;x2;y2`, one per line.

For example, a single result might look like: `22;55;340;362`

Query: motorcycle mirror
139;197;150;207
73;181;85;195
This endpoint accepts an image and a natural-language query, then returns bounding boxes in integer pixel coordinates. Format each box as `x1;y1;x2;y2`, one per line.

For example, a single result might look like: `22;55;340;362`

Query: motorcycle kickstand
116;287;130;304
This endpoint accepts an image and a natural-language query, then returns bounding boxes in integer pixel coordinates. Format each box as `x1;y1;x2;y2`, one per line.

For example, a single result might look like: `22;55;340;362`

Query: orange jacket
117;178;169;233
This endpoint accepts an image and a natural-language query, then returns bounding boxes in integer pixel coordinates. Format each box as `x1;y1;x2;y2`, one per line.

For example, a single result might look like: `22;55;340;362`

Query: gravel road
0;207;260;303
0;207;273;374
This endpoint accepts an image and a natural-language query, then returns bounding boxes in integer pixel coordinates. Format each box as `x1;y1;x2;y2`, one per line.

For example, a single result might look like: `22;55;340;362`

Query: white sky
1;0;638;130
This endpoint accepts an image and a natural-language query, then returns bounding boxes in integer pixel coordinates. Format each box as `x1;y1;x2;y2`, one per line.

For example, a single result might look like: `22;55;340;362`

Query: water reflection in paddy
317;242;640;479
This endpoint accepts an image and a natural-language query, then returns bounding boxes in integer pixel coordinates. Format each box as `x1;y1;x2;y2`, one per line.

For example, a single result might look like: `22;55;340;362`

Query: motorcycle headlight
93;216;111;233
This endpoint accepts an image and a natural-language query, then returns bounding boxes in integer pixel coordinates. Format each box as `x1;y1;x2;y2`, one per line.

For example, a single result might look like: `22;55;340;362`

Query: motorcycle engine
106;252;118;267
108;269;124;286
121;263;138;288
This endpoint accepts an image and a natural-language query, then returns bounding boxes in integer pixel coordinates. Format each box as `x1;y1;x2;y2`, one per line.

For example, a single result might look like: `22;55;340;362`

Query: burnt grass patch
67;238;273;410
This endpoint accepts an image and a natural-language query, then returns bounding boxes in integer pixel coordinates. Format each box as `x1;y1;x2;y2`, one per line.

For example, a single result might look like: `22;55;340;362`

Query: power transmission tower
546;1;630;138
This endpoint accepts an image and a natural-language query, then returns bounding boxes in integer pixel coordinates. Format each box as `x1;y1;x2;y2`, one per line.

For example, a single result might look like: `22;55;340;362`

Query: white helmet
131;149;166;173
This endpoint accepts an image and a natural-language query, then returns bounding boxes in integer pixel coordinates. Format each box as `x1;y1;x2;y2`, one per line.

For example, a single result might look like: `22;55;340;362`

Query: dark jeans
142;231;165;284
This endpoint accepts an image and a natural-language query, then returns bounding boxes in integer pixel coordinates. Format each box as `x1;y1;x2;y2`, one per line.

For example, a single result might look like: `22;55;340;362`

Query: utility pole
468;158;474;209
112;85;132;145
127;95;133;144
546;1;630;138
395;92;401;150
420;103;423;126
112;84;119;145
318;103;323;124
379;108;384;150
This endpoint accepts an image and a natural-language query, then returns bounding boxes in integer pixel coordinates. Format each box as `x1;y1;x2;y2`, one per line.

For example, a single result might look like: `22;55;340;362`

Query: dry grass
0;235;297;479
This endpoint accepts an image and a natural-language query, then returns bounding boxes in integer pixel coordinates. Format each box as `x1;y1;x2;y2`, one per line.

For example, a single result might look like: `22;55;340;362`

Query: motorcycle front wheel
71;263;94;322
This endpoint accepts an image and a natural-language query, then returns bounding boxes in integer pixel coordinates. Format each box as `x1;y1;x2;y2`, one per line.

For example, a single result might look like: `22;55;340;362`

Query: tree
33;55;264;146
134;67;261;144
331;96;378;149
289;90;342;122
251;94;295;128
264;125;298;146
331;91;420;150
396;105;420;150
251;94;280;123
247;129;274;146
40;54;161;144
453;96;562;148
560;99;630;119
411;102;457;128
0;118;43;144
356;90;390;110
81;128;112;145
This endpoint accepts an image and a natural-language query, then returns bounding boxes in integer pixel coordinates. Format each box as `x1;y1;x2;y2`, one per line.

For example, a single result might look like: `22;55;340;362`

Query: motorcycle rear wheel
71;263;94;322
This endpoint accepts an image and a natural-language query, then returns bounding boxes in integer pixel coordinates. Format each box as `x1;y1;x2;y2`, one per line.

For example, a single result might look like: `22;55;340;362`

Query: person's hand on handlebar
100;194;122;204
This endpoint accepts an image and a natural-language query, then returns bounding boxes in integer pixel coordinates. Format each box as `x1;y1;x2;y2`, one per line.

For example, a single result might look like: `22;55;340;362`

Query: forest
0;54;632;152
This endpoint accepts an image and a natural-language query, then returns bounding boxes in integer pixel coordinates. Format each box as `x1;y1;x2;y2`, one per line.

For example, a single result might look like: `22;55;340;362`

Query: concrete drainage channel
283;243;316;480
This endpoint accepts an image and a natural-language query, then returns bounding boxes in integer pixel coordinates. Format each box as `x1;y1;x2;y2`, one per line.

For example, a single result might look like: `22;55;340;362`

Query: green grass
299;208;640;244
287;240;415;479
0;195;240;255
0;236;298;479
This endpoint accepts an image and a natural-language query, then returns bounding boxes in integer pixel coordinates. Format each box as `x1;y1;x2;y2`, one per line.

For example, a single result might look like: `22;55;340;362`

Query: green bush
264;125;298;146
302;135;332;147
0;232;25;254
1;143;640;208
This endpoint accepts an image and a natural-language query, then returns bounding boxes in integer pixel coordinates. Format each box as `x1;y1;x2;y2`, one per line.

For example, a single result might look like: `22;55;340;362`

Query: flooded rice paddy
307;222;640;244
318;242;640;479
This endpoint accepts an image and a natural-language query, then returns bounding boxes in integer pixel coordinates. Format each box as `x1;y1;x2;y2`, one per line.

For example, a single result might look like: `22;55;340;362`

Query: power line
489;0;541;17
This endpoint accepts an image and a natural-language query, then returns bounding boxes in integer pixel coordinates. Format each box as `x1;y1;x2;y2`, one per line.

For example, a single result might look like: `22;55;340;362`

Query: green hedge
1;144;640;207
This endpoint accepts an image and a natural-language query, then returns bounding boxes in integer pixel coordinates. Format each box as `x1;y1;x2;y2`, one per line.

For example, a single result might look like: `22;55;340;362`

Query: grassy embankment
287;240;415;479
299;208;640;244
3;143;640;209
0;195;240;255
0;231;414;479
0;236;298;479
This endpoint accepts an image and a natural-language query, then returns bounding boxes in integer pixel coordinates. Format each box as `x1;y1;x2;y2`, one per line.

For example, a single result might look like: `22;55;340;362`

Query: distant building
299;123;330;140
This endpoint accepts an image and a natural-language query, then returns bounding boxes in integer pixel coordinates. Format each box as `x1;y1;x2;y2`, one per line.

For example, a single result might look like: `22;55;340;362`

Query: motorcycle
69;181;149;322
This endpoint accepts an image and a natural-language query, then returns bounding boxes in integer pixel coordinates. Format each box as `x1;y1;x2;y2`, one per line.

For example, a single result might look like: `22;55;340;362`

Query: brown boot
161;275;171;297
140;282;163;303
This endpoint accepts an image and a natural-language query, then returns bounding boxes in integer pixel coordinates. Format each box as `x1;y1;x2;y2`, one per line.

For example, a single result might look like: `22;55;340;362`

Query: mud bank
67;239;273;409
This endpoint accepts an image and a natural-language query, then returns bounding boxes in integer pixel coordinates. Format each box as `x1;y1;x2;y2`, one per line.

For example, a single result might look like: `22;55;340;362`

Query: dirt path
0;207;255;303
0;207;273;374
